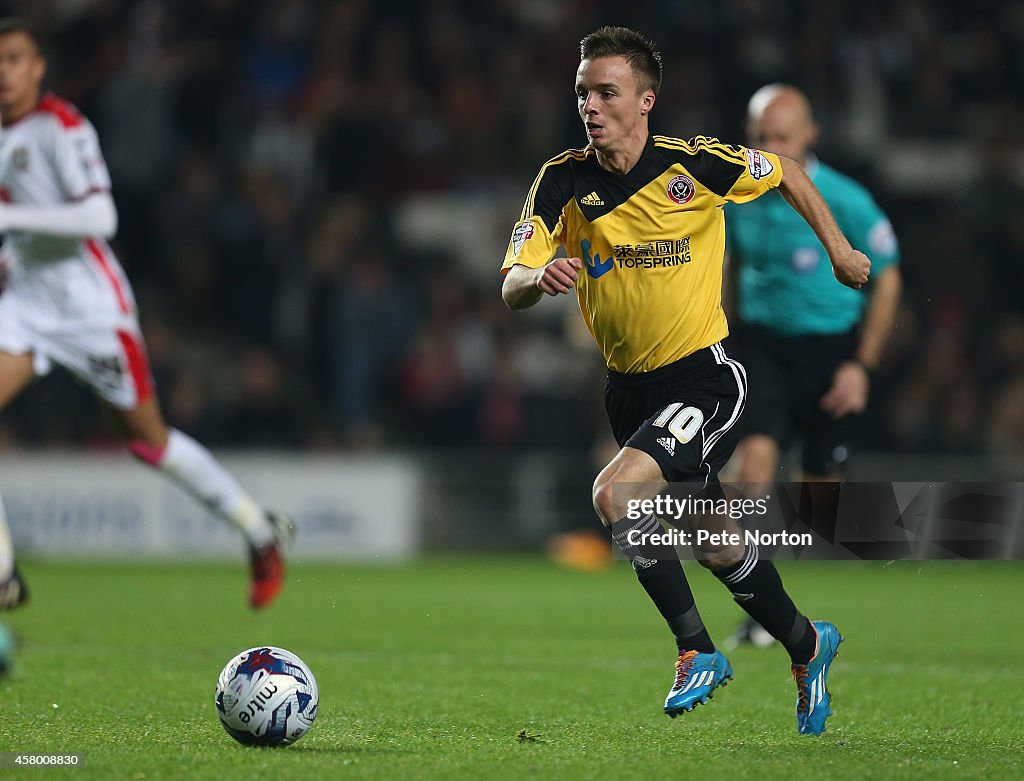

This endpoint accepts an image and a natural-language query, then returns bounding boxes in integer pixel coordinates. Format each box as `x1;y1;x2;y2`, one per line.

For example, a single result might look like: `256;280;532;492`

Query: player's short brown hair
580;26;663;95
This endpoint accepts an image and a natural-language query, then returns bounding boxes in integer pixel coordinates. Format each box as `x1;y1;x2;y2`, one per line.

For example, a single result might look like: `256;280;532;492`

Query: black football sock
610;514;714;654
713;542;816;664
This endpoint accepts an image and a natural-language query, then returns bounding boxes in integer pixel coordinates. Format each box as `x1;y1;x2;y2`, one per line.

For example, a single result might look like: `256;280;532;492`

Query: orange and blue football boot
664;648;733;717
791;620;843;735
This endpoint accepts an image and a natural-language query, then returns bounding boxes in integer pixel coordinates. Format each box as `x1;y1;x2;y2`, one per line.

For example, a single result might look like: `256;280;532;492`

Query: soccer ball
215;646;319;747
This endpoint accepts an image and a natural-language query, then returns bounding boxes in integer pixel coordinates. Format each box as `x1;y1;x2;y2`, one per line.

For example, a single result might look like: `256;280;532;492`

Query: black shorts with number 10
604;342;747;486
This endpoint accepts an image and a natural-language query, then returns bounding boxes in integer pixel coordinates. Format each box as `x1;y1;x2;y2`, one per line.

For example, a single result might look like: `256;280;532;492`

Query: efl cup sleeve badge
512;222;535;255
666;174;695;204
746;148;774;180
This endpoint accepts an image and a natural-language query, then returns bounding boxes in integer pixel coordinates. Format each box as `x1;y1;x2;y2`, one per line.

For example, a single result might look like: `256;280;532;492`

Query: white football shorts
0;257;153;410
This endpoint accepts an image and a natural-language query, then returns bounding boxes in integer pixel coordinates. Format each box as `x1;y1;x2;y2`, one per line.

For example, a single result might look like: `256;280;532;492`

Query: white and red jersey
0;92;134;320
0;93;152;409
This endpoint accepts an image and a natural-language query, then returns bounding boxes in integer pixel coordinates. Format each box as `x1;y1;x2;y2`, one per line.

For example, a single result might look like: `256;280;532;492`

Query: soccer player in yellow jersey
501;27;869;734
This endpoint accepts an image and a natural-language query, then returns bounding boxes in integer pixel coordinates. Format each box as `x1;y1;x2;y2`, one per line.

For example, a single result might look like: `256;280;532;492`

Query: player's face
576;56;653;152
0;31;45;119
747;98;817;163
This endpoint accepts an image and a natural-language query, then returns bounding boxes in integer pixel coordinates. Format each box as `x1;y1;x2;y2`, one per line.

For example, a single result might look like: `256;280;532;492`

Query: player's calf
711;539;818;665
690;512;746;570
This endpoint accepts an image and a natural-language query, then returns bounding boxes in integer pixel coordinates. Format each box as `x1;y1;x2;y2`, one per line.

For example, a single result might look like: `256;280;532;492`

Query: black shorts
604;343;747;486
736;323;858;476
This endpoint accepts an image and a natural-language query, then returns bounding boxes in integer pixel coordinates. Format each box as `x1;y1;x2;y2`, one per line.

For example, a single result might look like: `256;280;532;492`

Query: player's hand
820;360;869;419
831;248;870;289
535;257;582;296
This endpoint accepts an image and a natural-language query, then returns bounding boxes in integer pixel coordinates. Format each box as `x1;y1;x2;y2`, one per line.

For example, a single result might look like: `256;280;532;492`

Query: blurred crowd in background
1;0;1022;460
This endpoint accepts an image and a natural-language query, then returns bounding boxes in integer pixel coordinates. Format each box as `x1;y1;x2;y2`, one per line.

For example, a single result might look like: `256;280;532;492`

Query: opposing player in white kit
0;18;293;610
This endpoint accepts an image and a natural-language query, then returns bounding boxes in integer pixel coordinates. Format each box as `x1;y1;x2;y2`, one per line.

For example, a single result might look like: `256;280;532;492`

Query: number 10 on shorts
653;403;704;444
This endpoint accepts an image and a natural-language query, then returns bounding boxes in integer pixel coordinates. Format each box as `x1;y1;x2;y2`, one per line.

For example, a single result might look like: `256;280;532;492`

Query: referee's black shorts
735;322;858;476
604;343;747;487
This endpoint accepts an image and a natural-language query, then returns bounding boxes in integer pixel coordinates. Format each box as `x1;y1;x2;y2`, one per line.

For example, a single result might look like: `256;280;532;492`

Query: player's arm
502;257;583;310
697;137;866;289
0;190;117;238
0;115;119;239
777;157;870;289
501;156;575;309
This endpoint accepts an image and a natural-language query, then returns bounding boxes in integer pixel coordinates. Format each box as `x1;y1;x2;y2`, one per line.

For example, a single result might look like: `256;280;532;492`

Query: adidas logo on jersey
657;436;676;455
580;191;604;206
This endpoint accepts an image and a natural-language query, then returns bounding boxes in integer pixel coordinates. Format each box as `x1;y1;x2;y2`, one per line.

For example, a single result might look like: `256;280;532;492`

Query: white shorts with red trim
0;244;153;410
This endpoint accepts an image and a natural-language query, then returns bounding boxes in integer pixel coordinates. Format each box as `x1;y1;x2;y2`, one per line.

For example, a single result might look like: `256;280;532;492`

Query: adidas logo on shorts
657;436;676;455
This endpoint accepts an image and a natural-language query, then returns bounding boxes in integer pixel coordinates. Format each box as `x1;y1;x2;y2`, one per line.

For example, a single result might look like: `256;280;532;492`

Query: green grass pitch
0;557;1020;780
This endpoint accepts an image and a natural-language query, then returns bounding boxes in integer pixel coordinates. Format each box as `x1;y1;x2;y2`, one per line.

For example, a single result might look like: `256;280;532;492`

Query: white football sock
154;429;274;547
0;491;14;581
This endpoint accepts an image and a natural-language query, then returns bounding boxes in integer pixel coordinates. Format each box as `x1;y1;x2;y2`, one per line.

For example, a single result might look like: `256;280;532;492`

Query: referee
501;27;868;734
724;85;902;647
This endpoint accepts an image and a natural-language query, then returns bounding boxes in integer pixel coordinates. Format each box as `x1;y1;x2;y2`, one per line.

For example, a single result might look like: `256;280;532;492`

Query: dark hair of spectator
0;17;41;52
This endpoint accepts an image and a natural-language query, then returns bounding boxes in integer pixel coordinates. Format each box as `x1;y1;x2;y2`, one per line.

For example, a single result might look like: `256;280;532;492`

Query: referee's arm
821;264;902;418
855;264;902;371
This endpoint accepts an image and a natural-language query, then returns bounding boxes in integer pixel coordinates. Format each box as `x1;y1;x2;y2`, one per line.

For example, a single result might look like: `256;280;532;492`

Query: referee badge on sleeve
868;219;897;256
512;222;535;255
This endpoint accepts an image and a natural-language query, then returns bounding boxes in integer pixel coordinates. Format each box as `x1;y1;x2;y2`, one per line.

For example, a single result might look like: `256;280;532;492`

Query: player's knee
591;476;618;527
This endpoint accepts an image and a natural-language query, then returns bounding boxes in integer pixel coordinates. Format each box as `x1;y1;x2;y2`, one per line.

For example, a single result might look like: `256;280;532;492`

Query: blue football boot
664;648;733;717
791;620;843;735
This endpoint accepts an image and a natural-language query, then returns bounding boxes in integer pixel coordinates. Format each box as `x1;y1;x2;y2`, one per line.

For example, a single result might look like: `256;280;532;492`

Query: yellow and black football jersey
502;135;783;373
